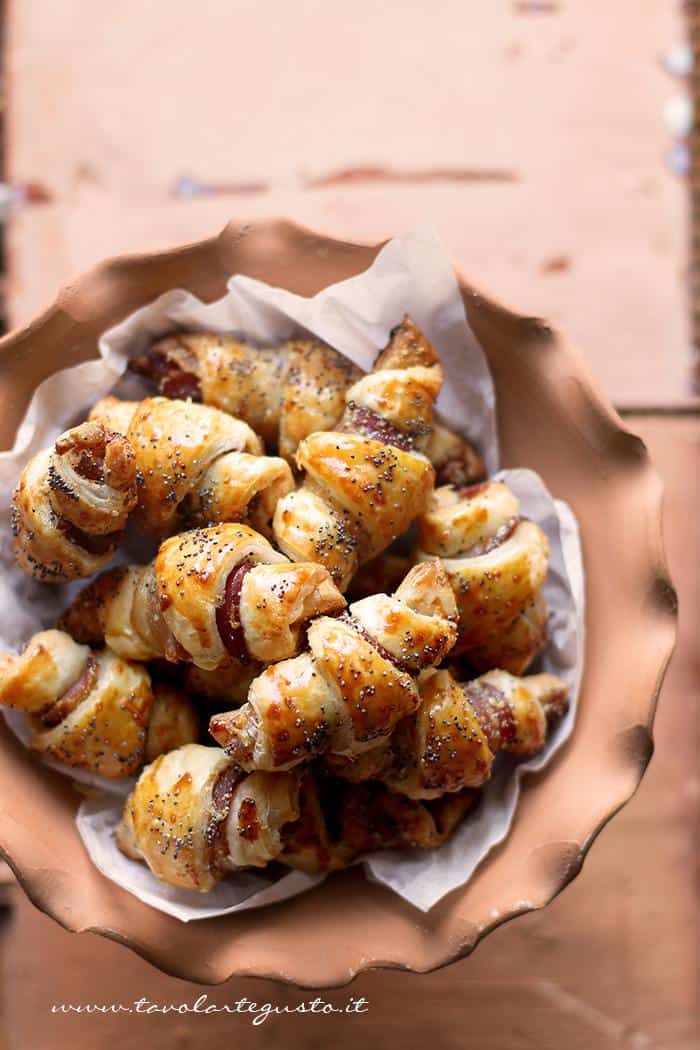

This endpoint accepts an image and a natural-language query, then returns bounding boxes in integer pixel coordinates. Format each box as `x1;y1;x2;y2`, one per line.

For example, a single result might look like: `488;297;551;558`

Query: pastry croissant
326;667;569;799
272;317;444;589
209;559;458;770
280;767;479;874
0;629;198;777
132;319;484;479
116;743;302;891
12;421;138;582
60;524;345;671
88;396;293;538
131;331;363;461
144;680;201;763
116;747;477;888
416;481;550;673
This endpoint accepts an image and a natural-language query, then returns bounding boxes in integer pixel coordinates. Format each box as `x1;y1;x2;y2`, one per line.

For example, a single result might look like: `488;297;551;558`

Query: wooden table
2;3;698;1048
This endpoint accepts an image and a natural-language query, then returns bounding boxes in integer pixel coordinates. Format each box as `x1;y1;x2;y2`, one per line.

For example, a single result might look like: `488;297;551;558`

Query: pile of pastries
0;317;569;892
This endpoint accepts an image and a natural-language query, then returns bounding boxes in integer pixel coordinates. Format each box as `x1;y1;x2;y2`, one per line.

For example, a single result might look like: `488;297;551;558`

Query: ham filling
215;558;255;663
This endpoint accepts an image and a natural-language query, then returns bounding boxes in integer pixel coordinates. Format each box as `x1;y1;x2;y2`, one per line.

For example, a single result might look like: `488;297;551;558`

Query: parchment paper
0;227;583;919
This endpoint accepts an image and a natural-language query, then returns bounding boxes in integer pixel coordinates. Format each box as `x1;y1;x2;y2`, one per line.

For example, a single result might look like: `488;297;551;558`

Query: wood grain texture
4;0;694;406
1;417;696;1050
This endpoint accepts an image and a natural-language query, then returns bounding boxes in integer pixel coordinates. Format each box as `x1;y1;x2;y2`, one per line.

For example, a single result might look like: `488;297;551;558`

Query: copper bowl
0;219;676;986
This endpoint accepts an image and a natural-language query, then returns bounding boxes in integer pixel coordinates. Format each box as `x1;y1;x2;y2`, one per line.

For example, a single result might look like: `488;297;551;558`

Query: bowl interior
0;219;676;986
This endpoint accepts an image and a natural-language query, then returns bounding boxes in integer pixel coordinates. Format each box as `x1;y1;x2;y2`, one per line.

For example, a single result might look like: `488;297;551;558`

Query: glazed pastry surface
326;667;569;798
117;744;301;891
416;481;550;672
131;333;362;458
89;396;293;538
3;302;570;898
12;421;138;582
273;318;443;589
209;559;457;770
117;749;478;887
130;322;484;486
0;629;152;777
60;524;345;671
0;630;201;777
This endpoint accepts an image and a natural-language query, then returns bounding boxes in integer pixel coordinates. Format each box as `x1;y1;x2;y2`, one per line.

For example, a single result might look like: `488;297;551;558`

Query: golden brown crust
208;561;457;770
116;744;301;891
273;319;443;591
0;629;154;778
281;768;480;873
60;524;345;671
424;423;486;488
116;744;238;891
465;590;549;677
144;682;201;762
327;668;569;799
12;422;137;582
132;319;480;485
132;332;361;459
90;396;292;538
278;339;362;460
416;481;550;672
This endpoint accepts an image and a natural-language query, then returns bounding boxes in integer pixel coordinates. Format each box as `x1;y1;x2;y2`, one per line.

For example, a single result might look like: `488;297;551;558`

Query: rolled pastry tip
12;420;137;582
209;559;458;771
280;767;480;873
325;667;570;799
59;523;346;671
0;629;203;777
416;481;550;671
116;744;302;891
89;396;293;538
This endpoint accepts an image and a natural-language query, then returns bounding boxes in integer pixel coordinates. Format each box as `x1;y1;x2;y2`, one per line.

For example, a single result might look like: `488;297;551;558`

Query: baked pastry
11;421;138;582
116;744;302;891
281;768;479;873
326;668;569;799
88;396;293;538
144;681;201;763
131;332;363;460
416;481;550;672
272;317;444;589
116;747;477;888
209;559;458;769
423;423;486;489
131;317;485;479
0;629;198;777
59;524;345;671
181;662;258;706
345;552;413;602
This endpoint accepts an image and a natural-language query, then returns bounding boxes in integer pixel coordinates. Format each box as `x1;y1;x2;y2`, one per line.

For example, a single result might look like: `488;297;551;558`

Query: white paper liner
76;796;325;921
0;227;584;920
364;469;584;910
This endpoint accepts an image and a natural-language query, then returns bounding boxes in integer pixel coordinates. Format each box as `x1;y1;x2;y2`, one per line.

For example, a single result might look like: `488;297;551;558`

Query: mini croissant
117;744;302;891
416;481;550;673
60;524;345;671
272;318;444;589
281;767;479;874
131;318;485;484
12;421;138;582
326;668;569;799
209;559;457;770
88;396;293;538
0;629;198;777
116;747;477;888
